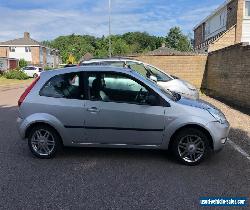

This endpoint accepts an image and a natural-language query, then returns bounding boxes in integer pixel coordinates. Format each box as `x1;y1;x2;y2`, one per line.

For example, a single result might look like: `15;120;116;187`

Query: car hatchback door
83;71;166;146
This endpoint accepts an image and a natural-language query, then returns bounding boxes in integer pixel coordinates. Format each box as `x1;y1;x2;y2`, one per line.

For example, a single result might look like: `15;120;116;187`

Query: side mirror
146;94;157;106
149;75;157;82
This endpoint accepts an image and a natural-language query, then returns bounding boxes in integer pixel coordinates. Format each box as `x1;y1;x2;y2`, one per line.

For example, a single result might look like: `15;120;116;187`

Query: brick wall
194;24;204;48
202;43;250;108
235;0;244;43
0;47;9;57
132;43;249;109
42;47;47;67
31;47;40;65
208;26;236;52
131;55;208;88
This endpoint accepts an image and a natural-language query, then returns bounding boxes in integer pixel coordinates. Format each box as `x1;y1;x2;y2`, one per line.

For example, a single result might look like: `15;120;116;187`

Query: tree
19;59;28;68
165;27;193;52
42;29;191;63
112;38;130;55
122;32;162;53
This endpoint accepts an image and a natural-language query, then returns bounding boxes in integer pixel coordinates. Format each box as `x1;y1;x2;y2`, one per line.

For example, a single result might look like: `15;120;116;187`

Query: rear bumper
17;117;27;139
206;121;230;151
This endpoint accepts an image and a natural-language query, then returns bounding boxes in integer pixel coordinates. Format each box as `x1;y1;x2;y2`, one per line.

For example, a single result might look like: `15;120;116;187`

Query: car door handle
87;107;100;113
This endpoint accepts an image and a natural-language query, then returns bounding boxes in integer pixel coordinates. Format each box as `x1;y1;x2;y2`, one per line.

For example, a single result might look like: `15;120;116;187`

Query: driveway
0;84;249;210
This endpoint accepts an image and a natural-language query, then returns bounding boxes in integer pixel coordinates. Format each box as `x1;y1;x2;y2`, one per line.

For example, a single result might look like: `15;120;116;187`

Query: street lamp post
108;0;112;58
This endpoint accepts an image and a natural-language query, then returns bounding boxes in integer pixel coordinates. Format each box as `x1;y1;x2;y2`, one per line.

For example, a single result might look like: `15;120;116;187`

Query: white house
0;32;60;68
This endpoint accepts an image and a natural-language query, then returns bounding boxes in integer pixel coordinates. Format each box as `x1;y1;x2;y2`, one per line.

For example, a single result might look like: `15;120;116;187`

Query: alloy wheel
177;135;205;163
31;129;55;156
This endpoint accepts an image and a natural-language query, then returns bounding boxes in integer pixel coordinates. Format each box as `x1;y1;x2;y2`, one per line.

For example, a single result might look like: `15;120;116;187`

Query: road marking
228;139;250;161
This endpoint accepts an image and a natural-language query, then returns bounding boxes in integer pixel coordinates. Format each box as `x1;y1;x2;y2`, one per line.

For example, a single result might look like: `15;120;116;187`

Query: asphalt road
0;85;249;210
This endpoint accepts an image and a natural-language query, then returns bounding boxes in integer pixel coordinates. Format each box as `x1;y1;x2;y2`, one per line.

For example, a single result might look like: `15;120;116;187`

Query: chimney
24;32;30;39
161;42;166;48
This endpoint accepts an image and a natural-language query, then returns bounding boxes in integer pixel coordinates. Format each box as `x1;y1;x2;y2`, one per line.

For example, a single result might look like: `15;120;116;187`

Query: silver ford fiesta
17;66;230;165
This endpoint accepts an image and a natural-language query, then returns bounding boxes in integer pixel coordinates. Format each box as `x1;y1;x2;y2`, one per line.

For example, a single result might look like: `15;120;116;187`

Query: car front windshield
146;65;172;82
132;71;175;101
126;61;173;83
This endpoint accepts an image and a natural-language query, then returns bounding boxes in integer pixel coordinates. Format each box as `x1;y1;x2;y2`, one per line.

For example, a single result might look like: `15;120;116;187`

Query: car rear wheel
33;73;38;78
171;128;210;166
28;125;61;159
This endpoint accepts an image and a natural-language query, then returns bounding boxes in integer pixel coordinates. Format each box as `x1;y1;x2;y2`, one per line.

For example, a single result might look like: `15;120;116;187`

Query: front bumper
176;89;199;100
206;121;230;151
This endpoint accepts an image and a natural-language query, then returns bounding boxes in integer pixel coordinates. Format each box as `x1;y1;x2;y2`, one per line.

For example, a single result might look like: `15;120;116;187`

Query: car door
83;71;166;146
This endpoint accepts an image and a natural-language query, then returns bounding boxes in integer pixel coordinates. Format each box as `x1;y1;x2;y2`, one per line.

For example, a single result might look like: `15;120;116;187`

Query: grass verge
0;76;33;87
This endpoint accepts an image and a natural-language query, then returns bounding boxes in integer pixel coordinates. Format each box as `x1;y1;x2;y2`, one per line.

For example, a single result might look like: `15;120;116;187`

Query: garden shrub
4;70;29;80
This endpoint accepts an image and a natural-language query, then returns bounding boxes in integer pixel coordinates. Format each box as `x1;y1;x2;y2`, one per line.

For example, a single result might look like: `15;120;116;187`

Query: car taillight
18;76;40;107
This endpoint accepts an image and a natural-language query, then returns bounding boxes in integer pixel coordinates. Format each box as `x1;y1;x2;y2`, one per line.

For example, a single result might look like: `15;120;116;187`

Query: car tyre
171;128;210;166
28;125;61;159
33;73;38;78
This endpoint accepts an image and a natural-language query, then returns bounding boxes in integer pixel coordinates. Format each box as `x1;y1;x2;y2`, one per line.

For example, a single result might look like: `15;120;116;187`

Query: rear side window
40;72;84;99
24;67;36;70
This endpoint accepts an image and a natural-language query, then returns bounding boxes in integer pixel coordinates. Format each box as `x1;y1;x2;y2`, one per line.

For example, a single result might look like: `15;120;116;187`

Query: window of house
246;1;250;17
9;47;15;52
40;73;83;99
25;47;31;52
205;23;210;35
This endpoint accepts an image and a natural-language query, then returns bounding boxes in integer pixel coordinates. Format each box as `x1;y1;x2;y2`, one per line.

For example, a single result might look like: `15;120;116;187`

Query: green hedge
4;70;29;80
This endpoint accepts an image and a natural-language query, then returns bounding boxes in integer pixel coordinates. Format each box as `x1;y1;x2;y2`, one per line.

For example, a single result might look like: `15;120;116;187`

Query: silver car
17;66;230;165
80;58;199;100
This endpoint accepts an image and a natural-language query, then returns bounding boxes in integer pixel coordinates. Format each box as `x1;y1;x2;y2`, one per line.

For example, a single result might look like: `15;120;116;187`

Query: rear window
40;72;83;100
24;67;36;70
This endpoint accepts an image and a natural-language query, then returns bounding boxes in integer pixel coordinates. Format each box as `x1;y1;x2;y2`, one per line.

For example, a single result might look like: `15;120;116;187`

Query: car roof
82;58;142;63
40;66;137;78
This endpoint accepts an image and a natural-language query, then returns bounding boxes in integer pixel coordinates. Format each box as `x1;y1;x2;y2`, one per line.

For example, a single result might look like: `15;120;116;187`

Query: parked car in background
17;66;229;165
21;66;43;78
64;64;78;68
79;58;199;100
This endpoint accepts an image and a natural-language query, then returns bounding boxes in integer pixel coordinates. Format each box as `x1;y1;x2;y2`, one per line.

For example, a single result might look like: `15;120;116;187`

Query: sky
0;0;226;42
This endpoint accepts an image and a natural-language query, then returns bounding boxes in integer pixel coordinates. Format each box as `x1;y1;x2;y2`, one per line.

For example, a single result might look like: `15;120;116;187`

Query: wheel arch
25;122;63;145
168;124;214;150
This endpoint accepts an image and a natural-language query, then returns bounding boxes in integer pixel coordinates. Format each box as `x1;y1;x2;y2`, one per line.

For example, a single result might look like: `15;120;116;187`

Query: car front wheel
171;128;210;166
28;125;61;158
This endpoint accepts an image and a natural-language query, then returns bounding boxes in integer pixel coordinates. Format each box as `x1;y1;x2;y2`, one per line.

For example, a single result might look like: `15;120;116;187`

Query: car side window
40;73;84;99
87;72;159;106
102;61;125;67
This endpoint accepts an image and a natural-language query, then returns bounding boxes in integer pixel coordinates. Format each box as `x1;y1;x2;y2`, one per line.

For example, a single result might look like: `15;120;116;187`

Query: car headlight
182;80;197;91
208;108;227;124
